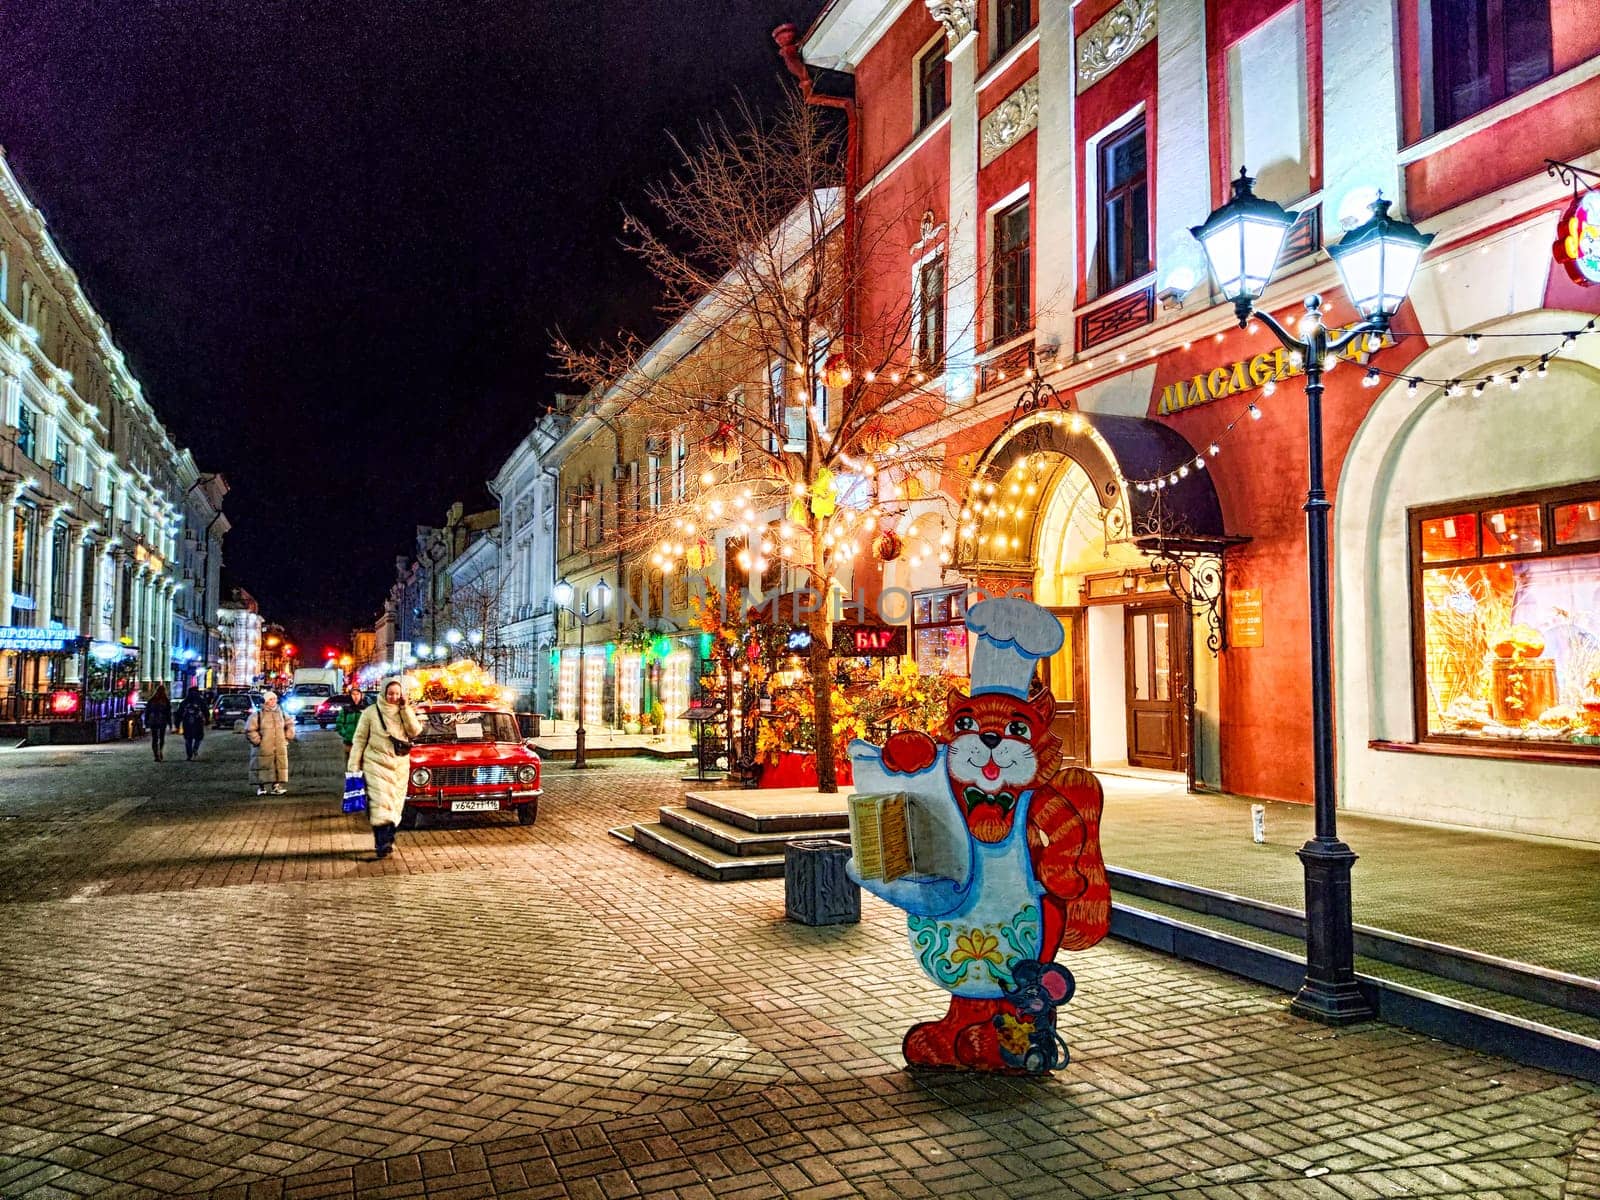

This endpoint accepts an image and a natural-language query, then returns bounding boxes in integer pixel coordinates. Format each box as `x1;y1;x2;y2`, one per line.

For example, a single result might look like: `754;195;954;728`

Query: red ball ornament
874;530;903;561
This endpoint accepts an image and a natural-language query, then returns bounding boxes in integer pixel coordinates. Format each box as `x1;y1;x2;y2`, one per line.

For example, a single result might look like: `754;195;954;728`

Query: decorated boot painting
847;597;1110;1074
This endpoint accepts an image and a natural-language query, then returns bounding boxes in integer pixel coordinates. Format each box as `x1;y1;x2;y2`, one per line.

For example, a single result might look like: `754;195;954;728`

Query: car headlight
516;765;538;784
285;697;304;712
410;767;431;788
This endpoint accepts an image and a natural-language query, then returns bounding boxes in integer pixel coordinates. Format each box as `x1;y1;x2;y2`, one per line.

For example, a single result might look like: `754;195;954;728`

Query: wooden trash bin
784;838;861;926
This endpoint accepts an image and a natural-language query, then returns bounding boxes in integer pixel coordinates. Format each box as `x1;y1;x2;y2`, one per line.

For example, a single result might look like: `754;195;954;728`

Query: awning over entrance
957;412;1229;575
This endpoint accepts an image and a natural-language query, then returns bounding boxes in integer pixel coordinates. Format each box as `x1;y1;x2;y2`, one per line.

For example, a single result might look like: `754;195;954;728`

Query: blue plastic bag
342;773;367;814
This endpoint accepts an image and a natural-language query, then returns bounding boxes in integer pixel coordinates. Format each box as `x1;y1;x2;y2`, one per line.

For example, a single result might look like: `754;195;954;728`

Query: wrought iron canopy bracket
1133;529;1250;655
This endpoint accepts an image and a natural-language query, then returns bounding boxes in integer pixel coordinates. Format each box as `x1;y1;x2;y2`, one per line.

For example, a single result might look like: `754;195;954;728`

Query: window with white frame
1225;3;1312;204
914;253;946;370
916;36;948;131
991;197;1031;344
1426;0;1552;134
1096;116;1150;294
993;0;1032;60
670;428;688;501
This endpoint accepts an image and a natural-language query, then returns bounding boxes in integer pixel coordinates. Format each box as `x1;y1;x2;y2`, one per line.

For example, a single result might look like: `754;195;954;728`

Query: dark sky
0;0;826;650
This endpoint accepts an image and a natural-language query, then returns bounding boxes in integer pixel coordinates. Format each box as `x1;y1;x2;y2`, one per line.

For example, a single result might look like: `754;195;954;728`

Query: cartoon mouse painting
848;597;1110;1073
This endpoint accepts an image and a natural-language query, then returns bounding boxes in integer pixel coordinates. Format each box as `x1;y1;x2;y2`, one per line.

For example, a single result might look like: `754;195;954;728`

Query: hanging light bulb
1473;380;1487;396
1447;381;1463;397
1362;368;1380;388
1537;359;1549;378
1262;379;1277;396
1248;403;1262;420
1194;456;1207;470
1509;370;1521;391
1406;379;1419;398
1209;442;1220;456
1467;334;1480;354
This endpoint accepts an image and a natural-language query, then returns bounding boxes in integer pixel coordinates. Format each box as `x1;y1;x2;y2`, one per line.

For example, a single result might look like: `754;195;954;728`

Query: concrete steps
1110;878;1600;1083
615;787;849;882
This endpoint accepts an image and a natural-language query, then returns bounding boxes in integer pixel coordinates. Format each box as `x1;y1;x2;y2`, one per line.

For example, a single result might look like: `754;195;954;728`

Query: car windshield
295;685;332;697
414;710;521;744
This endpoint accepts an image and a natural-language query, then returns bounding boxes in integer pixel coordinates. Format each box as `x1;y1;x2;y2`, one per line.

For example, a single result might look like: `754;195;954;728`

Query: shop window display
1414;485;1600;750
913;587;969;675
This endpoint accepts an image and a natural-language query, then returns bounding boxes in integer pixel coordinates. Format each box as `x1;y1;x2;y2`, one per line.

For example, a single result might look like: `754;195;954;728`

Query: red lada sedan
400;702;542;828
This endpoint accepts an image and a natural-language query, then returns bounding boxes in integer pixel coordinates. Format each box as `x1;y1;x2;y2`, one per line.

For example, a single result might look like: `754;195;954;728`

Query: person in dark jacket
335;683;370;747
145;685;172;761
178;692;207;761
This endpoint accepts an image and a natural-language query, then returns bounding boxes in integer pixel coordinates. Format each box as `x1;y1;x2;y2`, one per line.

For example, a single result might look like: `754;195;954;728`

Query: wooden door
1125;605;1185;771
1042;609;1088;767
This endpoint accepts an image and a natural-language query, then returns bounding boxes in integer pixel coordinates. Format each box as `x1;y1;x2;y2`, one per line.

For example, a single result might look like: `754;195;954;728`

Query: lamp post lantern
553;576;610;769
1191;171;1432;1025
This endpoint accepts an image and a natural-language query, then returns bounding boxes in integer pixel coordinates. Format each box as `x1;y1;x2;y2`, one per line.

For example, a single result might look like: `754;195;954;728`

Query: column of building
63;521;87;682
36;503;61;630
940;0;981;404
0;481;16;627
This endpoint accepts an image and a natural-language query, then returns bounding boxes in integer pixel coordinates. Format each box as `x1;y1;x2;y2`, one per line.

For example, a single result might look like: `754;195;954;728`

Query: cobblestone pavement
1;732;1597;1199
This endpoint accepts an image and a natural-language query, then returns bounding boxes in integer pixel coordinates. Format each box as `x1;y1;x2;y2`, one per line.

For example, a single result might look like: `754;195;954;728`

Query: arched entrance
959;412;1229;783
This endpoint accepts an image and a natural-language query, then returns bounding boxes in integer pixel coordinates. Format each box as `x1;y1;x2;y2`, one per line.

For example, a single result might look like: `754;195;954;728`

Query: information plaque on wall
1228;589;1264;648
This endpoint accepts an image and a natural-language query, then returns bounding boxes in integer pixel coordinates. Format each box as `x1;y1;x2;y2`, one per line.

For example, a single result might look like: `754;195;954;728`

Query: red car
400;702;542;828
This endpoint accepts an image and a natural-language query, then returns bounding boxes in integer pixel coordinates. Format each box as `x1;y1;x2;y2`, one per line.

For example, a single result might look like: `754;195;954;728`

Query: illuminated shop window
1413;484;1600;752
913;587;969;675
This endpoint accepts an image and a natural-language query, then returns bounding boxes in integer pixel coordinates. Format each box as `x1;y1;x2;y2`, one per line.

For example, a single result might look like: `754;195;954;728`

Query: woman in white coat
347;678;423;858
245;691;296;795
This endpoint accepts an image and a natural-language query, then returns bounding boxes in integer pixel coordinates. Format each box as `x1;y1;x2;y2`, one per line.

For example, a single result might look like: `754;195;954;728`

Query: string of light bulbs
1124;318;1599;493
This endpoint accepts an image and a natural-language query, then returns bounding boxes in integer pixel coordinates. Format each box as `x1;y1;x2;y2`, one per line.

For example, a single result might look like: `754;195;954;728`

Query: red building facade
799;0;1600;840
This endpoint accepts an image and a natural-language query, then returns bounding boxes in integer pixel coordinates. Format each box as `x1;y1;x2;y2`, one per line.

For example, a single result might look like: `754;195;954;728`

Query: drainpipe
773;24;859;361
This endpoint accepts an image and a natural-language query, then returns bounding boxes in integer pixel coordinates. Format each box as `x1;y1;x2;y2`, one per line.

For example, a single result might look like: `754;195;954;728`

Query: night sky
0;0;826;650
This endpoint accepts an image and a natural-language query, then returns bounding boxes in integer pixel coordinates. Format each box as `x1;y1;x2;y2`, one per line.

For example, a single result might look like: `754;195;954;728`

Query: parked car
314;694;357;729
212;692;257;729
400;702;542;828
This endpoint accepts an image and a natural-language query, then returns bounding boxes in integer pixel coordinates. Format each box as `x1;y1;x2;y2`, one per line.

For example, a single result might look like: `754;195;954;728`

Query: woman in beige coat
347;678;423;858
245;691;296;795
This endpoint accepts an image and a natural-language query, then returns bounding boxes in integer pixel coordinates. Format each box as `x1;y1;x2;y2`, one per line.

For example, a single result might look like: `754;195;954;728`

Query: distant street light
445;628;463;646
1191;171;1432;1026
552;576;611;769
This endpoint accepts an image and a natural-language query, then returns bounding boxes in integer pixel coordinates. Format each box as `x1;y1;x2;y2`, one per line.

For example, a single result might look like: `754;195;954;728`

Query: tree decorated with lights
556;95;988;791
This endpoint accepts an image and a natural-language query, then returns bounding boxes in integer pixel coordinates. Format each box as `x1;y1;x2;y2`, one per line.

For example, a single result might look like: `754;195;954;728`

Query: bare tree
556;93;991;792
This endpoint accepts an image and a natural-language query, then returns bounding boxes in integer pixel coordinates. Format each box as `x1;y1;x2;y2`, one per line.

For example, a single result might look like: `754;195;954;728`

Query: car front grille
429;766;517;788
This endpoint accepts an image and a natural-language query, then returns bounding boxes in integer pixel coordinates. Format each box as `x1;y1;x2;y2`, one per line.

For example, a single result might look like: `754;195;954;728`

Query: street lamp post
1191;169;1432;1025
552;576;611;770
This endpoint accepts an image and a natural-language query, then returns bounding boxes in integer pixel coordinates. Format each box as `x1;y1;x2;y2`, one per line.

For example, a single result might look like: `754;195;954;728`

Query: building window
17;404;37;461
671;429;688;502
915;255;946;370
993;0;1032;59
51;523;69;624
12;504;37;618
1097;117;1150;294
916;38;948;131
52;432;69;485
648;452;663;509
913;588;969;675
1411;483;1600;754
1429;0;1552;132
1225;2;1313;204
991;197;1031;345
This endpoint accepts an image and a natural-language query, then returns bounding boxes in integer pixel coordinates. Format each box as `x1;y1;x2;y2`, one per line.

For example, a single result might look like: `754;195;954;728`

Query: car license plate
451;799;500;812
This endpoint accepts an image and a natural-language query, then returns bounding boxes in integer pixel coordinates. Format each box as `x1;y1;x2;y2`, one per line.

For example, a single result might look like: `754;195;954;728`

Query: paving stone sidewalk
1096;774;1600;980
0;735;1596;1199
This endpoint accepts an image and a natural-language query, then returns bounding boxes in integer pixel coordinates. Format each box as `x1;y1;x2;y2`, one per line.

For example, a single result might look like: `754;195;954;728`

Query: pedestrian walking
245;690;296;795
145;684;172;762
346;678;423;859
177;692;207;761
335;682;370;747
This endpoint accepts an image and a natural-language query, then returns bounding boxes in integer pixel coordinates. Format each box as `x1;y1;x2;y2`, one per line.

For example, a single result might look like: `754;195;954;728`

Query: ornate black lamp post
552;576;611;770
1190;169;1433;1024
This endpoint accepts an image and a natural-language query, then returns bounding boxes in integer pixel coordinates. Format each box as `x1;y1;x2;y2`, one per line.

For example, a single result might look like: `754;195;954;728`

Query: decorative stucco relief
980;78;1039;167
925;0;976;42
1076;0;1158;94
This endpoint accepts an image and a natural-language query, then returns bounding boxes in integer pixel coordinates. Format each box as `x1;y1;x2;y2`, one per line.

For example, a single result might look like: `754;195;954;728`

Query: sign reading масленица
1157;330;1393;415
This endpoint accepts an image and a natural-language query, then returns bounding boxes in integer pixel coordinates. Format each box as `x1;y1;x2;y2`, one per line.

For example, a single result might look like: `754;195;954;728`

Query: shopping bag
342;773;368;814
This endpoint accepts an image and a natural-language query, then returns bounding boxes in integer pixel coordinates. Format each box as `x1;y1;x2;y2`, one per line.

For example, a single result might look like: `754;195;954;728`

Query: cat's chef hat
965;598;1064;698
